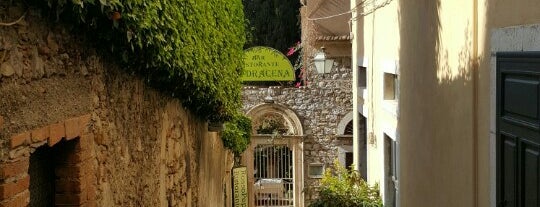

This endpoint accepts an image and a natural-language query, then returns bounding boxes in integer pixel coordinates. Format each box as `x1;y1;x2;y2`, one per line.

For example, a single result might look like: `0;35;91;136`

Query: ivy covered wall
29;0;246;121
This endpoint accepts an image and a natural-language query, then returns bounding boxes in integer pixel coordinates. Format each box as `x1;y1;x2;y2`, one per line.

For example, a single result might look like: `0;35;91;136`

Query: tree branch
0;11;27;26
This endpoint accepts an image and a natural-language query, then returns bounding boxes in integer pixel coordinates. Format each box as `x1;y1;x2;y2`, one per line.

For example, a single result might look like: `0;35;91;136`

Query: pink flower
295;82;301;88
286;47;295;56
298;67;305;78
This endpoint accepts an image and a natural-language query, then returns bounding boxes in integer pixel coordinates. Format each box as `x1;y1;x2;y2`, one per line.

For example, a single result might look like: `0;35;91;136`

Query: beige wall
398;1;476;206
360;0;401;200
353;0;482;206
354;0;540;206
353;0;403;202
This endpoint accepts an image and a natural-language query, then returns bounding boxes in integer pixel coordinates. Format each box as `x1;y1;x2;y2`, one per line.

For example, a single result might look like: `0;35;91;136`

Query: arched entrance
337;112;368;181
242;104;304;207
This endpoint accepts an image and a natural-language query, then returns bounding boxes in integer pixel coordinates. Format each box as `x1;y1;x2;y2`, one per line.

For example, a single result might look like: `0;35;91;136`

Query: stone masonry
242;56;353;203
0;3;234;207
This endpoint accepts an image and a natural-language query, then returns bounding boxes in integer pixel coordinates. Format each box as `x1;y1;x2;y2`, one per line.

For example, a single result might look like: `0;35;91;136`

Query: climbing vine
30;0;246;122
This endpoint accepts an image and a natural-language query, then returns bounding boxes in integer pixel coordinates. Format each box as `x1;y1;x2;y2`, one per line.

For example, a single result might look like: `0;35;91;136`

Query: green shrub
222;113;252;155
310;161;383;207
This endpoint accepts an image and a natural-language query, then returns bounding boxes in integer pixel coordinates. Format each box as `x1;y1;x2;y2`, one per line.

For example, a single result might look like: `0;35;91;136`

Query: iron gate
253;144;294;207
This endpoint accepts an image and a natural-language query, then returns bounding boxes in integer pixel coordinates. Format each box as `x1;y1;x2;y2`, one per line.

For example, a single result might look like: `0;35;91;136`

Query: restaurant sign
241;46;295;81
232;166;248;207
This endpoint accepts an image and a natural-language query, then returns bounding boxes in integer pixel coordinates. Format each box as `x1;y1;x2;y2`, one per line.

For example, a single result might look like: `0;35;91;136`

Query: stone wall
241;56;353;203
0;3;233;207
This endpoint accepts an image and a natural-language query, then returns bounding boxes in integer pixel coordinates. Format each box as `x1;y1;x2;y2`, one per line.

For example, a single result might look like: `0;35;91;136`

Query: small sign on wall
233;166;248;207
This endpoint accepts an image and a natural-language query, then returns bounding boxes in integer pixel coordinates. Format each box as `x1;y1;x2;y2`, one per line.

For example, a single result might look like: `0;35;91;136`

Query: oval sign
241;47;295;81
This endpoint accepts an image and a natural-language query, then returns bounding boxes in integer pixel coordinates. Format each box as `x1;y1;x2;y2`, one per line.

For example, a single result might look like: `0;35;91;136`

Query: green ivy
222;113;252;155
32;0;246;121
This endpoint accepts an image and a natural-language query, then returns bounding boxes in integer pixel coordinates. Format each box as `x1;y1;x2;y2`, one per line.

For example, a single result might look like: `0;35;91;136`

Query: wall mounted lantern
313;46;335;74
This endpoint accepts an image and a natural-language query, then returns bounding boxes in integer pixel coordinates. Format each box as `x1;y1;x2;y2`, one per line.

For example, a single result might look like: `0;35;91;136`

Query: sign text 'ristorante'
241;47;295;81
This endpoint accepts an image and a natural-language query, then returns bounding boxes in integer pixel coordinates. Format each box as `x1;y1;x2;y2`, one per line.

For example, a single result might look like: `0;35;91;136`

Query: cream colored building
349;0;540;206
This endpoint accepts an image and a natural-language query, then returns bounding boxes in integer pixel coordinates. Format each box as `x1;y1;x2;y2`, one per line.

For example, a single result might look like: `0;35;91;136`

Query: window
383;73;399;100
358;66;368;99
344;121;353;135
308;163;325;178
358;66;367;87
345;152;354;170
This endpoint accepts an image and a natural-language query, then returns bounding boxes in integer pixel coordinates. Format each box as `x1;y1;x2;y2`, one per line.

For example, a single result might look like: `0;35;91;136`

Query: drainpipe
351;0;360;172
472;0;479;206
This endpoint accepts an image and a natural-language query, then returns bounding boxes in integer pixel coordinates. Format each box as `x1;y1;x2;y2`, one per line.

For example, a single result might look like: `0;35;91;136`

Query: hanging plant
222;113;252;156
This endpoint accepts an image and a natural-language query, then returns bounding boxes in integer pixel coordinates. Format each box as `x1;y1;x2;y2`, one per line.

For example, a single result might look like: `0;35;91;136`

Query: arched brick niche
0;114;96;207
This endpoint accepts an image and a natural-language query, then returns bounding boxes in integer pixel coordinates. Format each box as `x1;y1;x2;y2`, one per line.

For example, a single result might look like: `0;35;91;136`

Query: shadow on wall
397;0;476;207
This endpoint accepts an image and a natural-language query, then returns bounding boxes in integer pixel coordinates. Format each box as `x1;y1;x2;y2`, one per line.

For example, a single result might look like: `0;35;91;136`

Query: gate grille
254;144;294;207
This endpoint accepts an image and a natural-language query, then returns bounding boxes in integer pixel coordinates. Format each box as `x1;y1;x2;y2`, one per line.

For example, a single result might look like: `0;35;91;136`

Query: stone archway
243;103;304;207
337;111;354;135
336;112;367;180
246;103;303;136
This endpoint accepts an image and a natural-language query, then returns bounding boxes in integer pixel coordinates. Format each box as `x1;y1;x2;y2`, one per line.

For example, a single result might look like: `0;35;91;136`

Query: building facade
351;0;540;206
239;2;356;206
241;61;353;206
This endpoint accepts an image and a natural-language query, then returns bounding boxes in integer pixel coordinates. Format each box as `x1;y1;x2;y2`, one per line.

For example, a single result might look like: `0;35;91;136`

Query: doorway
244;104;304;207
253;144;294;206
496;52;540;207
358;115;367;180
245;136;303;207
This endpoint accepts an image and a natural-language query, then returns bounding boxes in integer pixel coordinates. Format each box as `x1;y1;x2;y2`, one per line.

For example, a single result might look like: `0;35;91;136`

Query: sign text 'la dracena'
241;47;295;81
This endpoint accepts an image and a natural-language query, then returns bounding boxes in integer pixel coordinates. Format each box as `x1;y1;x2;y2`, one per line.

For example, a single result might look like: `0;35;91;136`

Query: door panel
522;142;539;207
503;77;539;120
502;135;517;207
497;52;540;207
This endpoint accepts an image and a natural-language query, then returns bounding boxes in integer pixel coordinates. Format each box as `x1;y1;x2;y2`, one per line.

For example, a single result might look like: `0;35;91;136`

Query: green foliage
32;0;246;121
242;0;300;53
310;161;383;207
222;113;252;155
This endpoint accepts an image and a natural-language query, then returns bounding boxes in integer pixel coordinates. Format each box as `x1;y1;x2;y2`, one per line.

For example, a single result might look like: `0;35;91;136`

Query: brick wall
0;114;95;207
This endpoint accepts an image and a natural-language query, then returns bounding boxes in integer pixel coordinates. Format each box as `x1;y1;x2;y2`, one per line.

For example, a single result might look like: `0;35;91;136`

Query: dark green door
497;52;540;207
